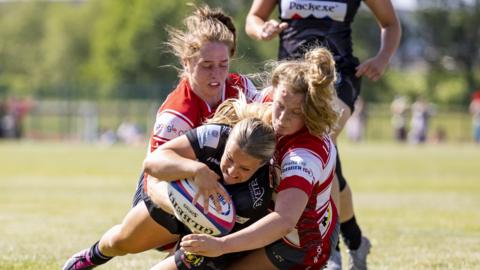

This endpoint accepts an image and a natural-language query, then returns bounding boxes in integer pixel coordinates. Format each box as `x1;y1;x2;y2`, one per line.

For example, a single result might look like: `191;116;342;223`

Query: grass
0;140;479;269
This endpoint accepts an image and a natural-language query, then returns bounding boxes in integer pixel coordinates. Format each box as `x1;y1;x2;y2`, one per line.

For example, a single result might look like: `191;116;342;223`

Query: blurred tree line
0;0;478;105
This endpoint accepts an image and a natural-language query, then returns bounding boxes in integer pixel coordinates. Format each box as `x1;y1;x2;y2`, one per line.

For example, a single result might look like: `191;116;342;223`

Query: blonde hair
207;96;272;126
271;47;339;137
207;96;275;164
166;5;236;76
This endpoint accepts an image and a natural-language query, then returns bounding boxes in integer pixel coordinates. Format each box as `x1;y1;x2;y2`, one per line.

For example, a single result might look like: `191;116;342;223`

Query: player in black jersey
144;100;276;270
246;1;401;269
62;100;275;270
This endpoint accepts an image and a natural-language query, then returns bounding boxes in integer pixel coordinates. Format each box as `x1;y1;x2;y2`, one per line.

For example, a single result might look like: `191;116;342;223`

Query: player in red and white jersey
246;1;401;268
62;6;259;270
271;126;338;267
149;73;258;152
140;73;257;199
180;47;340;269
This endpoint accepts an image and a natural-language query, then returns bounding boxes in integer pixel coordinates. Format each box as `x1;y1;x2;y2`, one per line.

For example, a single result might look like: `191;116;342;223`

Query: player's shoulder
157;80;202;126
192;124;231;149
284;133;335;166
225;73;258;101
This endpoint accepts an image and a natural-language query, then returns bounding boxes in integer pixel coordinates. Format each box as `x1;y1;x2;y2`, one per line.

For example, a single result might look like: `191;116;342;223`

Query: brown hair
166;5;236;76
271;47;339;137
207;95;274;164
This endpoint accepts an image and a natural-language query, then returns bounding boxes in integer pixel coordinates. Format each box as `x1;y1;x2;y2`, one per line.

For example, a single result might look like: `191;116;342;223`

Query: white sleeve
239;75;261;102
281;150;321;186
152;109;193;144
281;146;335;186
195;125;223;149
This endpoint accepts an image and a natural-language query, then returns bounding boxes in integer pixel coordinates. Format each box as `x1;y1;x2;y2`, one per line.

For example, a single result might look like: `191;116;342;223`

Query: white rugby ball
167;179;235;236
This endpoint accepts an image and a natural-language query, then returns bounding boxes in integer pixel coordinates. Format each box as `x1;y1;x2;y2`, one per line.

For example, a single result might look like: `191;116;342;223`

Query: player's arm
144;135;203;180
180;187;308;257
355;0;402;81
144;131;227;211
245;0;287;41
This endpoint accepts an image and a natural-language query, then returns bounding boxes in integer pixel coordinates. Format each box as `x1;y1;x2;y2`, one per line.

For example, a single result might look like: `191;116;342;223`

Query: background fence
8;99;474;144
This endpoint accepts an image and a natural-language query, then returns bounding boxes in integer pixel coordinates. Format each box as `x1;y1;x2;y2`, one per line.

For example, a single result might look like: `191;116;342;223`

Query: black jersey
278;0;362;72
185;124;273;232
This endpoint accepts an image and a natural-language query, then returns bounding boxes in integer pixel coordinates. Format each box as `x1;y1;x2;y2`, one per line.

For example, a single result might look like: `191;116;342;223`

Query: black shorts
143;193;190;236
132;171;145;207
175;249;248;270
265;222;340;270
336;71;362;113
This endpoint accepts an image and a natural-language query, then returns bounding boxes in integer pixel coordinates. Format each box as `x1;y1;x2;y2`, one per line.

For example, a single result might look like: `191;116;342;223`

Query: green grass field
1;141;479;269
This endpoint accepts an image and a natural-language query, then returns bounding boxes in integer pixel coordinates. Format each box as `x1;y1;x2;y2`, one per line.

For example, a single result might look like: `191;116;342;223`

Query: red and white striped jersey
273;126;338;266
148;73;258;153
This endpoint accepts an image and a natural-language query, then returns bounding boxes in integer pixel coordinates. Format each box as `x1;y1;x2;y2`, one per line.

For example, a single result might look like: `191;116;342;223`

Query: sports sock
89;241;113;265
340;216;362;250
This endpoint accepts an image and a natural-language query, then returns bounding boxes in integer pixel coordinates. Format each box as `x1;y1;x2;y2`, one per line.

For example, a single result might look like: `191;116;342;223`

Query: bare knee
100;224;143;256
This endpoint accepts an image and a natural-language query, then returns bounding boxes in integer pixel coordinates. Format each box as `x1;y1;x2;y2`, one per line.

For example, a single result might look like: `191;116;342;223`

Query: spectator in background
470;91;480;143
0;98;6;138
3;96;34;139
116;120;144;145
391;95;409;142
346;97;367;142
408;96;432;144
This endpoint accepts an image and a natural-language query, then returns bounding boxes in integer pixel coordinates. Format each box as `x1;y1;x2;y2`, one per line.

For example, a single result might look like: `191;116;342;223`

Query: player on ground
245;1;401;268
180;47;340;270
145;99;276;270
62;5;260;270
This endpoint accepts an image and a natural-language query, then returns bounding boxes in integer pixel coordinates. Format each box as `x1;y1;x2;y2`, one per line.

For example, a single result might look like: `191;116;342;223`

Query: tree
416;0;480;104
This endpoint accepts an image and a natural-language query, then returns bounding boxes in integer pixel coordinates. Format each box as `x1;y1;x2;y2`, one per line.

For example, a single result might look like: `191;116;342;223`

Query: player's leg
62;201;179;270
228;248;277;270
132;171;146;207
99;200;179;255
327;74;370;270
149;255;177;270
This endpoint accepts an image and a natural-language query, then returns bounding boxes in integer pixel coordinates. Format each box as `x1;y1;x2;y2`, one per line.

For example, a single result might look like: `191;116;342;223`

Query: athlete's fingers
180;235;203;249
217;185;231;204
369;71;381;82
192;192;200;206
212;191;222;213
279;22;288;30
261;19;282;40
355;63;367;78
202;191;210;214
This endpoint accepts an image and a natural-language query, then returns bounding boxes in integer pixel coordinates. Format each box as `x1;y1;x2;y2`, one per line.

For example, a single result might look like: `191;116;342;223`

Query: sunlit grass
0;141;479;269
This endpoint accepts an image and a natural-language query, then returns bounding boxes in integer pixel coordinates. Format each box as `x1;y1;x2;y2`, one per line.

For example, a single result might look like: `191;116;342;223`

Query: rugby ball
168;179;235;236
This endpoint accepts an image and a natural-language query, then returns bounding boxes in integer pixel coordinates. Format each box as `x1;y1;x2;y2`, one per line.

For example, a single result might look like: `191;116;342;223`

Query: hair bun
305;48;336;89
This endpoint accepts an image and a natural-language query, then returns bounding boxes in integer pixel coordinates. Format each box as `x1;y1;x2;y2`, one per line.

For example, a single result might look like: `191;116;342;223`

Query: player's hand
180;234;225;257
259;19;288;41
355;55;389;81
192;165;229;213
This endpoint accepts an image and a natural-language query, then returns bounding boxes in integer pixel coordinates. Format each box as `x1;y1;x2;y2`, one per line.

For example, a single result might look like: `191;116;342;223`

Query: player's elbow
142;155;157;176
275;214;298;236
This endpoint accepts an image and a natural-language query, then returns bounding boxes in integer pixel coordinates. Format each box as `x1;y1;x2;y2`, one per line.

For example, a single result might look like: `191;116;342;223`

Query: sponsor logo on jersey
182;252;204;267
198;125;222;149
249;178;265;209
154;112;191;140
318;203;332;236
281;0;347;22
312;244;323;264
235;215;250;224
206;157;220;166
